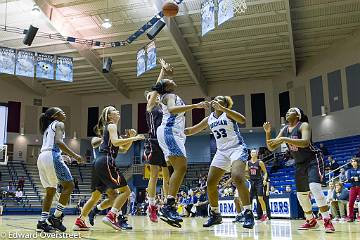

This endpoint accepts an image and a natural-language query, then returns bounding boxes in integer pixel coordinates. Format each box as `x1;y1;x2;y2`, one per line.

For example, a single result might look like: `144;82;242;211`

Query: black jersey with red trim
248;160;262;181
282;122;319;164
146;105;163;139
99;124;119;159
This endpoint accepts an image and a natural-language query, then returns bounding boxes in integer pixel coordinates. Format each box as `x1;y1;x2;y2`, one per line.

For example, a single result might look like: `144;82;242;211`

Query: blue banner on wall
146;41;157;71
218;0;234;26
56;56;73;82
36;53;55;80
0;47;16;75
201;0;215;36
137;48;146;77
15;50;35;78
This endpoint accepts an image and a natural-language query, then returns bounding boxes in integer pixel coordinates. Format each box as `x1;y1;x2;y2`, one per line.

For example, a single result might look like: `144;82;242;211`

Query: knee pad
297;192;312;212
309;182;327;207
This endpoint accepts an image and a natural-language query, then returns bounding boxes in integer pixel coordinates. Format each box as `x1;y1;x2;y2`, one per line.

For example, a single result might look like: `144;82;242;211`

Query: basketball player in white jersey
185;96;255;229
150;60;209;227
36;107;83;232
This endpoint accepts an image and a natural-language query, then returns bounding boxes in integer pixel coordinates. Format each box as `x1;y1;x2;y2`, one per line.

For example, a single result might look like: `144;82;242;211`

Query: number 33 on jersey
208;112;245;150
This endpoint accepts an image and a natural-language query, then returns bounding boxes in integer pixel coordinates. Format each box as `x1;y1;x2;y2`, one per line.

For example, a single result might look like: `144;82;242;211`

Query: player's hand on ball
196;101;210;109
267;138;283;147
263;122;272;133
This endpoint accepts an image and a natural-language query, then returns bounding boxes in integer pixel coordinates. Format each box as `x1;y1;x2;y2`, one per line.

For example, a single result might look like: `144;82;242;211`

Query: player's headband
294;107;302;119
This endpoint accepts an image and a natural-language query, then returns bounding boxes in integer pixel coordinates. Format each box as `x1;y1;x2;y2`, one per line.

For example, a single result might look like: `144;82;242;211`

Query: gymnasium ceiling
0;0;360;97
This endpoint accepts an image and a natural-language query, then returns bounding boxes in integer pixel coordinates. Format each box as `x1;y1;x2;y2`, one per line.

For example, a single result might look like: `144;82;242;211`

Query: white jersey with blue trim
208;112;246;151
160;93;186;131
41;120;64;152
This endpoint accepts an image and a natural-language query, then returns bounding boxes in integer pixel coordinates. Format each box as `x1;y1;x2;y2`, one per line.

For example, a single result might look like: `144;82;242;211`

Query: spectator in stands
338;168;347;182
319;143;329;156
15;188;23;204
269;186;279;195
6;182;15;198
331;182;349;221
0;201;3;215
129;191;136;215
73;178;80;194
17;177;25;192
195;189;208;217
327;156;340;178
346;157;360;222
285;185;292;194
85;149;92;162
326;181;335;205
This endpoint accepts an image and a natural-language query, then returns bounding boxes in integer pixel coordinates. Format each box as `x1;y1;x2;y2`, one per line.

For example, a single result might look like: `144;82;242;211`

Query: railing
325;161;351;184
69;193;92;207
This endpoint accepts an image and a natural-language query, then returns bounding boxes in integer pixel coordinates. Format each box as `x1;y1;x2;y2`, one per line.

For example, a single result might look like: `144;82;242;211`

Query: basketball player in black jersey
264;107;335;233
144;59;172;223
73;106;144;231
246;149;268;222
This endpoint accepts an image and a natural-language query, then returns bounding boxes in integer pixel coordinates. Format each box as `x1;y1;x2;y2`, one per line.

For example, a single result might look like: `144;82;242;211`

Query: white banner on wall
219;197;290;218
0;105;8;146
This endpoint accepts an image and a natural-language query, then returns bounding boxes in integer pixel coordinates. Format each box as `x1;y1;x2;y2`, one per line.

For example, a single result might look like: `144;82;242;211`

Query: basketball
162;1;179;17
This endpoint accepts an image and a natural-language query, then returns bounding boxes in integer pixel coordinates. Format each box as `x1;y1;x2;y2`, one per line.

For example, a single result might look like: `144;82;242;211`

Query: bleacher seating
268;135;360;192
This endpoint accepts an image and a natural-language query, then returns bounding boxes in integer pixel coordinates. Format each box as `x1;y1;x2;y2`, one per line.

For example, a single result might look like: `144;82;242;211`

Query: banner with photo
36;53;55;80
56;56;73;82
15;50;35;78
218;0;234;26
137;48;146;77
0;47;16;75
201;0;215;36
146;41;157;71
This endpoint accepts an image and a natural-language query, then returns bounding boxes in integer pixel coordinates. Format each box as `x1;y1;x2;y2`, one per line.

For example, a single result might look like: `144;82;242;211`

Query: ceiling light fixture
32;4;41;15
102;0;112;29
102;18;112;29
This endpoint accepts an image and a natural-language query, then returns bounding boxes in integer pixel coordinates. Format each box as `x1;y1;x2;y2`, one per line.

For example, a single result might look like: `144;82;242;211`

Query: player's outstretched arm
165;94;210;115
108;124;145;148
263;122;284;152
281;123;311;148
184;117;209;136
211;100;245;124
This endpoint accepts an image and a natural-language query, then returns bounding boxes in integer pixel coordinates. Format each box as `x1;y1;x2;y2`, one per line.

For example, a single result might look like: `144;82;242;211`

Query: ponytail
151;80;167;94
224;96;233;109
39;107;62;134
297;108;309;123
96;106;113;137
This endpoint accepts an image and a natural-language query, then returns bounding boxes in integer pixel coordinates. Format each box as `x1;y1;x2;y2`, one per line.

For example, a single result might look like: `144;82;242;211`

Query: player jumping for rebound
185;96;255;229
263;107;335;233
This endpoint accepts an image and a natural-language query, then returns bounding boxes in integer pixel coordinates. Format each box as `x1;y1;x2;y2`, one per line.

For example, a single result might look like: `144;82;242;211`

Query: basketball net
230;0;247;14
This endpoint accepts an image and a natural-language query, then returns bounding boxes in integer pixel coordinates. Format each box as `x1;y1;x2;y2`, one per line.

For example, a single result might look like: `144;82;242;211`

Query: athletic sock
305;213;313;220
263;211;267;215
243;205;251;211
321;211;330;219
110;207;119;215
54;203;65;218
97;204;105;211
148;197;156;206
211;207;219;214
40;212;49;222
116;210;123;217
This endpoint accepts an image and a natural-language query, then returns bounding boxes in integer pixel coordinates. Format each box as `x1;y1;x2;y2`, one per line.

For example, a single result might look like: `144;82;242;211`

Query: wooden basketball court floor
0;216;359;240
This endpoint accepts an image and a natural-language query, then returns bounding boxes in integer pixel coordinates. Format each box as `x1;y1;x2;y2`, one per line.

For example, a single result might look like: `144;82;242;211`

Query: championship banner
218;0;234;26
15;50;35;78
36;53;55;80
146;41;157;71
137;48;146;77
56;56;73;82
0;47;16;75
201;0;215;36
144;164;163;179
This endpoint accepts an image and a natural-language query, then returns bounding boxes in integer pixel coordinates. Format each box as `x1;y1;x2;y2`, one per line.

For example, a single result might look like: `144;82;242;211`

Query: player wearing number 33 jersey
208;111;248;171
185;96;254;229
